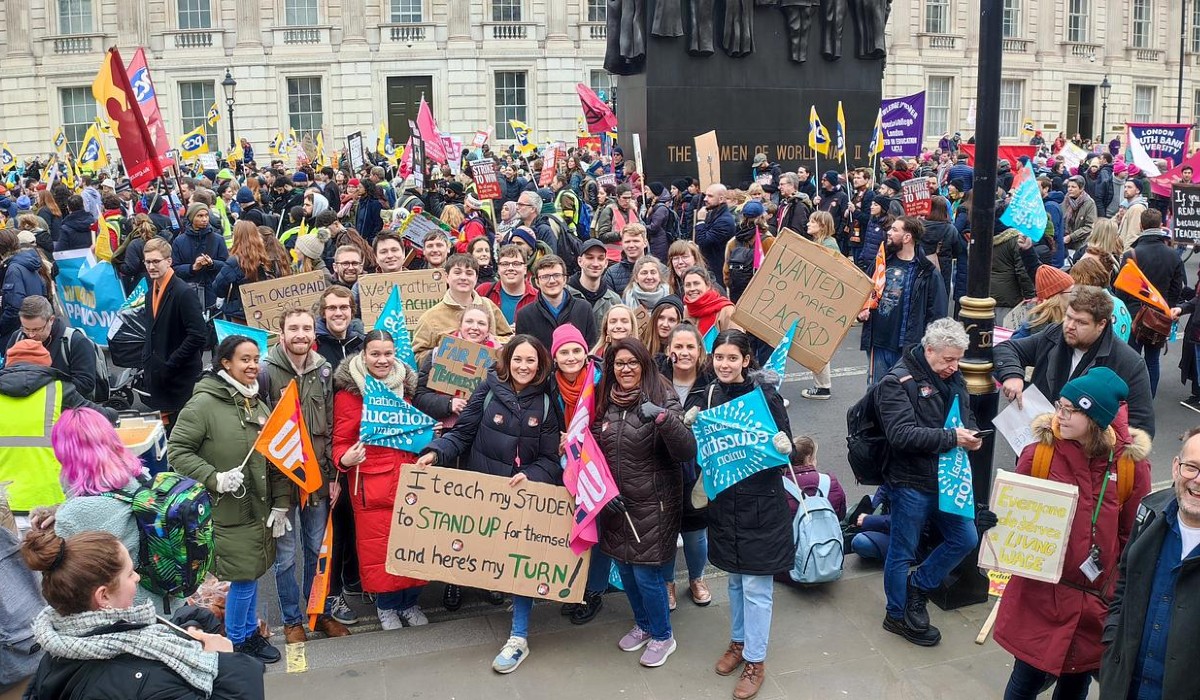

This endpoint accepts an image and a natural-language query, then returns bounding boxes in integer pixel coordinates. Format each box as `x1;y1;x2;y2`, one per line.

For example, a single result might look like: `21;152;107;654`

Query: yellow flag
808;106;831;157
179;123;209;157
52;128;67;154
834;101;847;162
0;143;15;173
315;132;326;168
285;128;298;153
269;131;283;157
869;108;885;157
78;124;108;171
207;102;221;126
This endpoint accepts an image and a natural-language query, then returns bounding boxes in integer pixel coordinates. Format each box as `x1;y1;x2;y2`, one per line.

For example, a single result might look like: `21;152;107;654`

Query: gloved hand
975;507;999;533
772;431;792;455
266;508;292;539
214;466;245;494
603;495;628;516
639;401;666;423
683;406;701;427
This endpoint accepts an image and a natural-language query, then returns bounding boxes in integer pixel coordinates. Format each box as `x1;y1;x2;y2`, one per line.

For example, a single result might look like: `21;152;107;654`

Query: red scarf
684;289;734;334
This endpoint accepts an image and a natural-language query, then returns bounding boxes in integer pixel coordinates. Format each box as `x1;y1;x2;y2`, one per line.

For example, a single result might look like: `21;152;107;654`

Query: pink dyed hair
51;408;144;497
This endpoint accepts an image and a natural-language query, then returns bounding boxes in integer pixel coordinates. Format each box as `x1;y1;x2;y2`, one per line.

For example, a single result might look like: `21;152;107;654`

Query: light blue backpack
781;471;844;584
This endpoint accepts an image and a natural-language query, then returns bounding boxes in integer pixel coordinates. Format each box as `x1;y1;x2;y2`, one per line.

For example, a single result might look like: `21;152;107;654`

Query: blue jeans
1128;337;1162;397
883;486;979;620
660;529;708;582
728;574;774;663
511;596;534;638
585;545;612;594
1003;657;1092;700
614;561;672;641
376;586;423;611
225;579;259;645
867;347;902;386
273;499;329;625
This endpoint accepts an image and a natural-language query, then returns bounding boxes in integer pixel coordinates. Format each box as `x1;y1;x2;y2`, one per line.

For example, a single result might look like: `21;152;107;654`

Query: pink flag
416;97;447;164
398;136;413;179
752;231;764;268
562;362;619;555
576;83;618;135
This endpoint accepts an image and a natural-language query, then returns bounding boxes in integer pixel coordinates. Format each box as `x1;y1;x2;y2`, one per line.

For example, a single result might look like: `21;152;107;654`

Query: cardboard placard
731;229;873;372
357;269;447;330
1171;184;1200;243
239;270;329;331
901;178;931;217
408;120;427;187
694;130;721;191
978;469;1080;584
385;465;590;602
470;159;501;200
346;131;366;172
427;335;495;398
396;211;451;248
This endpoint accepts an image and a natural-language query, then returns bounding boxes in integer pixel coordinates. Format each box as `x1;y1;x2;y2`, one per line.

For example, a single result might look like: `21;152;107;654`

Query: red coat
993;406;1151;675
332;388;425;594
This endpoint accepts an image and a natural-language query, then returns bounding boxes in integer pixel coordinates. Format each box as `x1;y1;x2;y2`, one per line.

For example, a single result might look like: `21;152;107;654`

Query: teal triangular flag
376;285;418;371
213;318;269;358
763;319;799;389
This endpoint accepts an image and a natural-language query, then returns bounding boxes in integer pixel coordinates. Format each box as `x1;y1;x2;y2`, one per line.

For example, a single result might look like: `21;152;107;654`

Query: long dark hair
596;337;670;416
495;334;551;389
707;329;759;382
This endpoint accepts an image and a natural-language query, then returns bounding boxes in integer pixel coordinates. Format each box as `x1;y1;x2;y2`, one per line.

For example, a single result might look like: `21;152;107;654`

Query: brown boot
666;581;677;611
314;614;351;638
733;661;765;700
714;641;745;676
690;578;712;606
283;623;307;645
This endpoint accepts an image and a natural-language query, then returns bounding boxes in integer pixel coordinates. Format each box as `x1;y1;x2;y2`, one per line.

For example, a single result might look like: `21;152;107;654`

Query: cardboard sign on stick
386;465;591;602
978;469;1080;584
427;336;496;398
901;178;932;217
358;270;447;330
470;159;502;200
694;131;721;190
731;229;873;372
239;270;329;331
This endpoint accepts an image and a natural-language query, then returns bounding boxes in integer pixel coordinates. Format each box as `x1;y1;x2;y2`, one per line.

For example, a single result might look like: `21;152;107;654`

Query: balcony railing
384;23;432;43
1064;41;1102;60
1002;38;1030;53
486;22;530;40
1134;48;1163;62
171;30;214;48
282;27;322;44
50;33;104;54
583;22;606;40
916;33;960;50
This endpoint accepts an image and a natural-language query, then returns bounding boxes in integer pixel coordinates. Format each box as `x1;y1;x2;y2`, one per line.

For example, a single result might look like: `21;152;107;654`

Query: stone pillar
5;0;31;56
237;0;262;47
546;0;568;40
447;0;471;41
343;0;367;46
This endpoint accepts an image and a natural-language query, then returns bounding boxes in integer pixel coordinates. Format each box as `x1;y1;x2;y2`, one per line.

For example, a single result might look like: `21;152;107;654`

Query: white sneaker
492;636;529;674
399;605;429;627
377;607;402;631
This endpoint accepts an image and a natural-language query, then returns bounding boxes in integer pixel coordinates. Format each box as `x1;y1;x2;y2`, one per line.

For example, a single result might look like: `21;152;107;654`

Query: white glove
214;466;245;494
772;431;792;455
683;406;701;427
266;508;292;539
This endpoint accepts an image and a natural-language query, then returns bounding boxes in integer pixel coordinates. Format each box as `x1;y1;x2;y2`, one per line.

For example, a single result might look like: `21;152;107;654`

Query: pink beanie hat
551;324;587;357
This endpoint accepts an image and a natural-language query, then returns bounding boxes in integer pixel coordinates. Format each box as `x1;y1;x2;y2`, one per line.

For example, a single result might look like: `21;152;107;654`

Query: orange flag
1114;258;1171;314
254;379;323;496
866;241;887;310
307;509;334;630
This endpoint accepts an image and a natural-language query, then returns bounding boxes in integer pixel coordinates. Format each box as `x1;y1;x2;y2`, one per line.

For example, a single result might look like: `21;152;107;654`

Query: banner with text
1126;123;1192;168
692;387;790;499
936;395;974;518
53;250;126;348
901;178;931;217
239;270;328;331
470;159;501;200
978;469;1079;584
1172;184;1200;243
360;375;436;453
880;91;925;158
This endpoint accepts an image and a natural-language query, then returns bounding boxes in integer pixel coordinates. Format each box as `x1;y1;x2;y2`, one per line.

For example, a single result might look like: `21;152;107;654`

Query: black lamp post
221;69;237;155
1099;76;1112;144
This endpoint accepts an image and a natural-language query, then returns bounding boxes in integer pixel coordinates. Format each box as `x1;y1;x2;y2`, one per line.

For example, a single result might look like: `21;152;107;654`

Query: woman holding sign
992;366;1151;700
332;329;429;632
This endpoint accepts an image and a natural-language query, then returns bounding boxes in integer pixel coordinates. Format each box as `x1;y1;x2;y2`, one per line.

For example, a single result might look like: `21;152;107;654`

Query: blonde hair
809;210;836;245
592;304;640;355
1087;218;1122;258
440;205;465;231
1027;293;1070;329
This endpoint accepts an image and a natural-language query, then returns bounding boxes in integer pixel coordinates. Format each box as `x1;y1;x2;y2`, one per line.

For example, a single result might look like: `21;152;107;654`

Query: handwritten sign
385;465;590;602
901;178;931;217
395;211;451;248
358;270;447;330
239;270;328;331
470;158;501;200
1171;184;1200;243
978;469;1080;584
732;229;873;372
427;336;495;398
694;130;721;191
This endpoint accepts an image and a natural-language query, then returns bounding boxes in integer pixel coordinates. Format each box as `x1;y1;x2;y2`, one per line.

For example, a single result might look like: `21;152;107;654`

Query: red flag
125;49;173;172
92;47;164;191
576;83;618;135
417;97;447;164
398;135;413;179
253;379;323;495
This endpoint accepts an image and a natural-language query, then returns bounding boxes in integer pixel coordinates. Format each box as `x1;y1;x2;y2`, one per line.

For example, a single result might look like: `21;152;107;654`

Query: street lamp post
1099;76;1112;144
221;69;237;156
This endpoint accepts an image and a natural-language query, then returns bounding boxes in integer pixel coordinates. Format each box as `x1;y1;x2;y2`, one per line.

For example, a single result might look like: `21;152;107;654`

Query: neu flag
576;83;618;135
936;395;974;518
692;387;790;499
254;379;323;496
764;319;799;389
374;285;418;371
54;249;126;348
307;510;334;630
561;361;619;555
999;163;1047;242
360;375;436;452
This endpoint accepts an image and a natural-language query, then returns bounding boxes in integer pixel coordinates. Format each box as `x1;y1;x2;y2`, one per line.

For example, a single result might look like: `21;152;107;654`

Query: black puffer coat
593;379;697;565
702;374;795;576
657;362;714;532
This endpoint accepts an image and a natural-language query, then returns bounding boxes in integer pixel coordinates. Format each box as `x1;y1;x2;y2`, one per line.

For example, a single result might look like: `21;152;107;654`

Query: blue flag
692;387;790;499
213;318;269;358
936;395;975;518
360;375;436;453
121;278;148;310
702;324;718;353
376;285;418;371
763;319;798;389
999;163;1047;242
54;251;126;348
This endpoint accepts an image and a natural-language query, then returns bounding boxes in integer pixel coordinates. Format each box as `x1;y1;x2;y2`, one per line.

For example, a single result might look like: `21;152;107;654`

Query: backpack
726;238;756;302
845;374;915;485
577;200;595;240
1031;441;1135;505
103;472;215;612
547;214;583;275
66;328;111;404
781;470;844;584
652;202;683;242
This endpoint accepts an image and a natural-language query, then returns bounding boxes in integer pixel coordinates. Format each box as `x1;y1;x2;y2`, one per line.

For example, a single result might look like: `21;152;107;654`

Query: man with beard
994;285;1154;437
331;245;364;289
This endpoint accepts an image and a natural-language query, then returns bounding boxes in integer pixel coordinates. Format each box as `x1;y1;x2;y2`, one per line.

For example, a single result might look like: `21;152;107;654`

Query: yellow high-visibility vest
0;382;64;511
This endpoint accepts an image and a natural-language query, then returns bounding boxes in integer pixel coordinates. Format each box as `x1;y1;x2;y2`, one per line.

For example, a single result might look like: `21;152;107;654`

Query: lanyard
1089;451;1113;542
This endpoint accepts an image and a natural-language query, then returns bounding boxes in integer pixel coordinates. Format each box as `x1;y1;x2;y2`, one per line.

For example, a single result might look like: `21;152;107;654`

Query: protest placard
427;336;495;398
901;178;931;217
731;229;873;372
470;159;501;200
395;211;451;248
385;465;590;602
346;131;366;172
694;130;721;190
1171;184;1200;243
53;250;126;348
692;387;790;499
239;270;328;331
357;270;447;330
992;384;1055;456
978;469;1080;584
1002;299;1037;331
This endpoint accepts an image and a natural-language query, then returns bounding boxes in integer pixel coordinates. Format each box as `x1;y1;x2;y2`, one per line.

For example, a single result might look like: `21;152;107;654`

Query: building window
60;87;95;155
1067;0;1089;42
179;82;217;148
287;77;324;140
494;71;527;139
284;0;318;26
1002;0;1020;38
492;0;521;22
924;0;949;34
589;70;615;105
1134;85;1156;122
178;0;211;29
999;79;1023;140
1193;89;1200;125
587;0;605;22
926;77;953;139
58;0;92;34
1193;3;1200;53
1131;0;1152;48
390;0;421;23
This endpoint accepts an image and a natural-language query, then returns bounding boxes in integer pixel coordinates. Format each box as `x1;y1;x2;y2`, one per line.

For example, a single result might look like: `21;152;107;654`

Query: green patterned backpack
104;472;215;610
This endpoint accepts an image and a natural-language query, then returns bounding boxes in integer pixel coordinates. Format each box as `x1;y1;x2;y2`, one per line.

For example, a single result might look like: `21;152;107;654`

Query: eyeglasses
499;261;525;268
1054;400;1077;419
335;261;362;268
325;304;353;313
1176;457;1200;480
144;258;168;267
20;322;49;336
614;360;641;370
537;273;564;283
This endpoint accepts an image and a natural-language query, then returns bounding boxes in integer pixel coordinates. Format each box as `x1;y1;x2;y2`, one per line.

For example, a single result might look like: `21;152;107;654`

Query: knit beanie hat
6;339;51;367
1060;366;1128;430
295;234;324;261
648;182;666;197
465;194;483;209
507;226;538;250
235;186;255;204
672;178;691;193
881;177;902;193
186;202;209;225
292;172;309;185
653;294;684;319
823;170;840;187
551;324;588;357
1034;265;1073;300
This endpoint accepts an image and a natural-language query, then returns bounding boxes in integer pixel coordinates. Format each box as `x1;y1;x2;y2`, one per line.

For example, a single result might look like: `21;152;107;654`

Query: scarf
1120;195;1148;211
150;268;174;319
217;369;259;398
346;351;409;396
557;364;591;426
625;283;670;310
684;289;734;334
32;602;219;694
609;382;642;409
1064;190;1093;230
571;274;611;305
